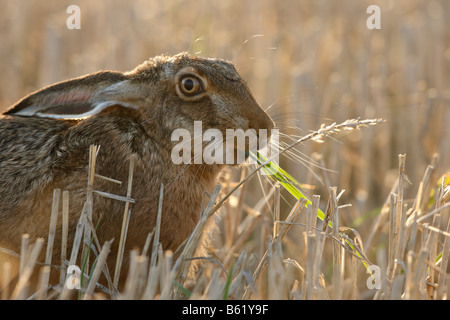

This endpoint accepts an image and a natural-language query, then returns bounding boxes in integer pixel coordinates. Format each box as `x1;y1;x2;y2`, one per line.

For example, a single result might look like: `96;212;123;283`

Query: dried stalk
83;239;113;300
242;197;307;299
330;187;343;300
44;188;61;282
113;154;136;287
60;191;69;285
150;183;164;268
11;238;44;300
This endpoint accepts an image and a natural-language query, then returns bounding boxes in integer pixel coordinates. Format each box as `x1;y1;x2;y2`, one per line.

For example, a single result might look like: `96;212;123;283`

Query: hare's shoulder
0;116;71;211
0;115;70;157
0;113;141;214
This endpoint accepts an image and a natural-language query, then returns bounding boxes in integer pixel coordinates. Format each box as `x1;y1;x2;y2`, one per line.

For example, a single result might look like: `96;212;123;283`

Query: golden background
0;0;449;228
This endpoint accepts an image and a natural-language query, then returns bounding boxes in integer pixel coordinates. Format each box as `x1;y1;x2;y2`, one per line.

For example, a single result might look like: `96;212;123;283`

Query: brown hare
0;52;274;293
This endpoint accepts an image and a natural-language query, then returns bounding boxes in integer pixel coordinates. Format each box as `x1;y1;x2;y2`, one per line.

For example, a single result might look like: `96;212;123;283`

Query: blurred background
0;0;449;245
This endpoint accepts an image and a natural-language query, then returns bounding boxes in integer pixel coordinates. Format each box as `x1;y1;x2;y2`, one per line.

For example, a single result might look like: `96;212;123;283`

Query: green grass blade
251;152;328;225
174;280;191;299
222;263;234;300
251;152;369;268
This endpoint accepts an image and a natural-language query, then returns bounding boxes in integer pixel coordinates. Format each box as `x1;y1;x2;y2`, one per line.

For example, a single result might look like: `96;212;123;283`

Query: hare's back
0;115;70;211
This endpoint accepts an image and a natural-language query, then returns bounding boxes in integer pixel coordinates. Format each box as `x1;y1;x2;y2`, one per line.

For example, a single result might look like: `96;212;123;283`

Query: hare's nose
237;114;273;132
251;107;275;132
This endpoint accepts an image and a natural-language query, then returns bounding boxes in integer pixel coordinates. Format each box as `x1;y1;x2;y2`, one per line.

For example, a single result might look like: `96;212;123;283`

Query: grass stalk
83;239;112;300
11;238;44;300
330;187;343;300
150;183;164;268
19;234;29;278
44;189;61;280
437;214;450;299
36;266;50;300
60;191;69;285
1;262;11;300
242;197;307;299
113;154;136;287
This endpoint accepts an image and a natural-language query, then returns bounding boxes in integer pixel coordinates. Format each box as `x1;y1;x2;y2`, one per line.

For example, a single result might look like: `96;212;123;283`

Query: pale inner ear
7;80;139;119
32;100;138;119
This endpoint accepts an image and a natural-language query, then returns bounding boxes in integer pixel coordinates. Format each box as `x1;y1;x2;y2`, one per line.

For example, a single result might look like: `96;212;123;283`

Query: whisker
231;34;265;63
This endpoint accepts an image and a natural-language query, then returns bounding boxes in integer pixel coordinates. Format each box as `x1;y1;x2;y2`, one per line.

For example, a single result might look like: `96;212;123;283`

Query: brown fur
0;53;274;292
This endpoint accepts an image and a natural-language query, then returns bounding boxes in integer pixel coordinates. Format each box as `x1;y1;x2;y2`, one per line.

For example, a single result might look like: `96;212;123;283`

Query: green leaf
251;152;369;269
174;280;192;299
222;263;234;300
251;152;329;226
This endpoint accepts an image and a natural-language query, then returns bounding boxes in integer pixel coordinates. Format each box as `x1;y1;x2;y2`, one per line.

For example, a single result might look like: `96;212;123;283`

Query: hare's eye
179;76;203;96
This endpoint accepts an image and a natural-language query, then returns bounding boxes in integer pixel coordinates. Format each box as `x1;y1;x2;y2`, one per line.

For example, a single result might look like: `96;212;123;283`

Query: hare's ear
4;73;139;119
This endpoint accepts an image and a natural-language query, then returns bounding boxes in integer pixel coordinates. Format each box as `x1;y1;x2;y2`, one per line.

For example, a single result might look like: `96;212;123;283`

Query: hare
0;52;274;292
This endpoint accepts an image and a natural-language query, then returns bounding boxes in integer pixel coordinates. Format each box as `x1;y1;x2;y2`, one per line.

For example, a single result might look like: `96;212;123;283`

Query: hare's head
6;53;274;165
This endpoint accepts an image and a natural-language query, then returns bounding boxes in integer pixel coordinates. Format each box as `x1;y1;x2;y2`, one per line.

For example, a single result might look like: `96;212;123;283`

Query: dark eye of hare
179;76;203;96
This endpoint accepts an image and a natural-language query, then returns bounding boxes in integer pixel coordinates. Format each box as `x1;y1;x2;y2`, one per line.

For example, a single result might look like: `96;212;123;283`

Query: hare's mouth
170;123;276;166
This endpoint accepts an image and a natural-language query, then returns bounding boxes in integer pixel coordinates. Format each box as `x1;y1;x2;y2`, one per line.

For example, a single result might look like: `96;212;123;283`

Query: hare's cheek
207;95;239;127
209;94;230;115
